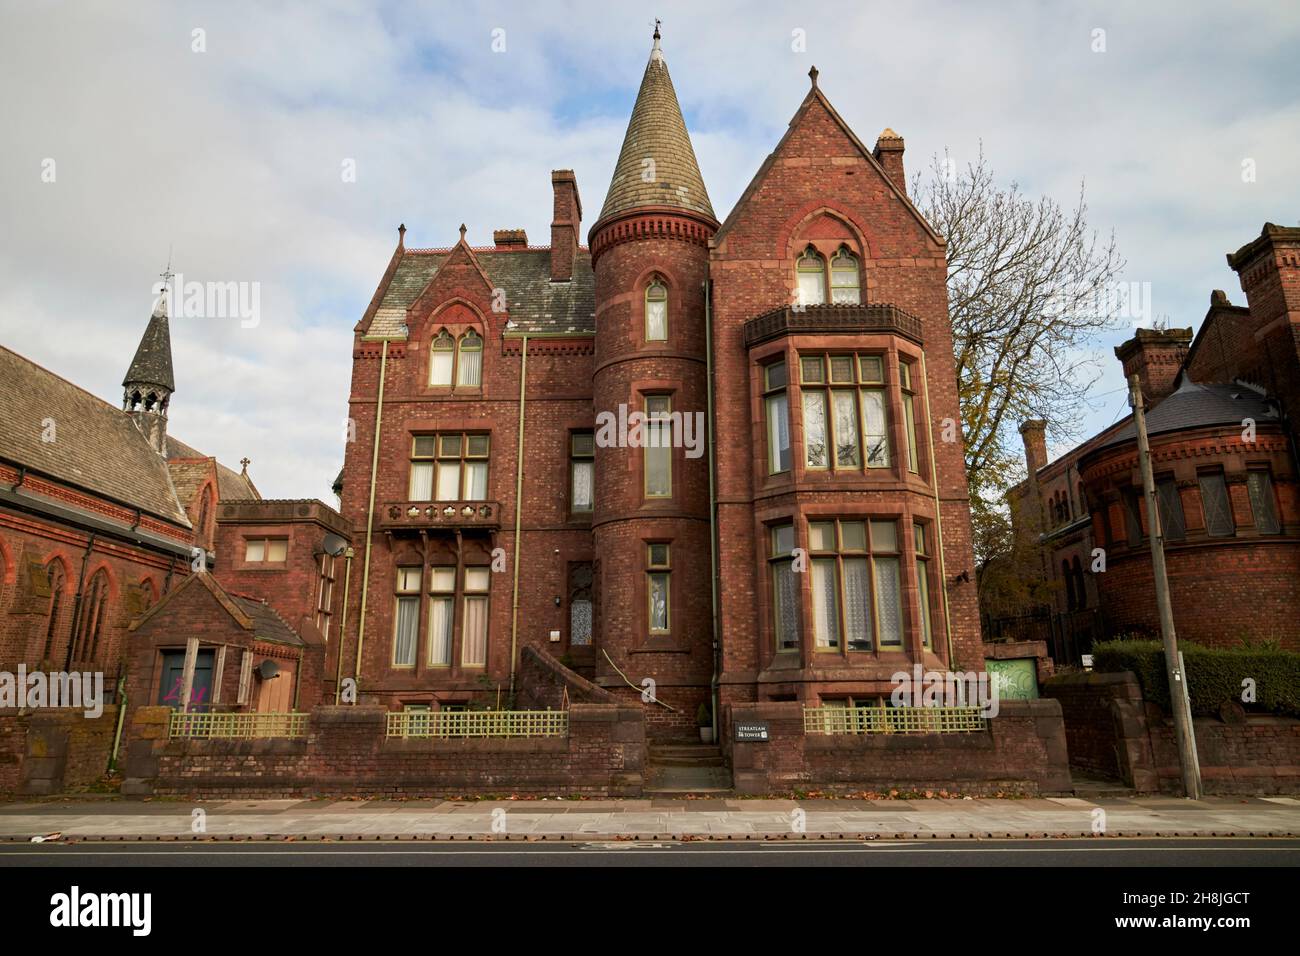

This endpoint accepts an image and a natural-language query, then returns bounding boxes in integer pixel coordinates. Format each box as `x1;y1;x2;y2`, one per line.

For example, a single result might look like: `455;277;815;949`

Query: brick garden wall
0;705;119;796
1043;670;1300;794
122;702;644;798
726;699;1071;795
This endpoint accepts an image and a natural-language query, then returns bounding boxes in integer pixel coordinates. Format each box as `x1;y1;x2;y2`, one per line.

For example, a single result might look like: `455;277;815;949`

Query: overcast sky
2;1;1297;502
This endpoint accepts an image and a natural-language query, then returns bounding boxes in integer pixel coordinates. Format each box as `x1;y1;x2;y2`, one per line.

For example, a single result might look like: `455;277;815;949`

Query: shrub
1091;638;1300;718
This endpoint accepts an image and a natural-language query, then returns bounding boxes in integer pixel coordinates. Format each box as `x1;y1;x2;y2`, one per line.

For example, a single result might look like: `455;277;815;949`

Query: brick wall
1043;670;1300;794
123;702;644;798
726;699;1070;795
0;706;119;796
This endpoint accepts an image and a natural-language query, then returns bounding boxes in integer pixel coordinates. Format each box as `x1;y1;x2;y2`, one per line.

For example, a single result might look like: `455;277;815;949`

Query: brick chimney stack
550;170;582;281
1019;420;1048;476
1114;327;1193;406
872;129;906;195
494;229;528;249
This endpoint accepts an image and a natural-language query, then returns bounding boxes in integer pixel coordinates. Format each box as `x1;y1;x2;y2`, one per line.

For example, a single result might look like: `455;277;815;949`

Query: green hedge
1091;639;1300;718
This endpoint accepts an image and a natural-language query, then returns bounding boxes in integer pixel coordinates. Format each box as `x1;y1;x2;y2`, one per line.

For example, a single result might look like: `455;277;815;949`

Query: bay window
409;433;490;502
808;518;903;651
764;360;791;473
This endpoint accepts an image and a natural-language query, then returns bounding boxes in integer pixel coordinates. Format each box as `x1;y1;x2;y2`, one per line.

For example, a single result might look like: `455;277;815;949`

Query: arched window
140;578;157;612
830;247;861;304
74;569;110;663
1071;556;1086;609
796;247;826;306
645;279;668;342
1062;560;1076;611
41;561;65;660
457;330;483;387
429;330;454;386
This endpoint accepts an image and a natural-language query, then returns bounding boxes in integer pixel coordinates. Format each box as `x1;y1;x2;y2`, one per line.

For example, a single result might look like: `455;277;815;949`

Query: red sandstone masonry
124;702;644;798
725;699;1070;795
1043;670;1300;794
0;706;119;796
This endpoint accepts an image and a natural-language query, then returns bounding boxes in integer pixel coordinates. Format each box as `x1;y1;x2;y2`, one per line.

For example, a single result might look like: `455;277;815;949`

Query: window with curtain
644;396;672;498
830;247;861;304
457;330;483;386
914;523;933;648
796;247;826;305
427;567;455;665
1198;471;1235;537
1248;470;1280;534
461;567;490;666
770;524;800;652
800;353;892;470
569;563;594;646
429;330;455;386
571;432;594;513
647;543;671;633
244;538;288;562
410;433;490;501
392;567;421;667
764;360;791;474
645;280;668;341
900;361;920;475
808;518;902;651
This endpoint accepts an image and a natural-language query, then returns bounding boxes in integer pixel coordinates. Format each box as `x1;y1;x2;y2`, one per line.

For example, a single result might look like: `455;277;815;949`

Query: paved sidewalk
0;795;1297;841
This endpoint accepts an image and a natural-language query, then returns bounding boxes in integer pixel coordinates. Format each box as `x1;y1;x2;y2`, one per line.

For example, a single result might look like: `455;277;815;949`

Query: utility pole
1128;374;1202;799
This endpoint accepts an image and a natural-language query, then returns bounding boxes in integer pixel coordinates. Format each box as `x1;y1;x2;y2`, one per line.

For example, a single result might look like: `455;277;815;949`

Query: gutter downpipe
334;547;355;704
508;335;529;700
704;281;721;742
353;339;391;697
64;533;97;671
918;353;958;667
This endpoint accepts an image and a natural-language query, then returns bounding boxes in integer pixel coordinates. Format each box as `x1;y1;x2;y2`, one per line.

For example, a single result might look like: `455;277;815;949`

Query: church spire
123;267;176;455
593;22;715;228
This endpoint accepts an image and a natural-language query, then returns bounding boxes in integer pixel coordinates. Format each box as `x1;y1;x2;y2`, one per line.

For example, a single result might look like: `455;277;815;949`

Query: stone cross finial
240;457;250;473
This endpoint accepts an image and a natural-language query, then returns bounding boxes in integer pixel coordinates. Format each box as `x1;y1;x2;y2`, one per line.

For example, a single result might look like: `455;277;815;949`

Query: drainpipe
703;281;721;742
508;335;529;699
64;533;97;670
334;547;354;704
918;353;958;667
107;676;126;773
353;340;392;696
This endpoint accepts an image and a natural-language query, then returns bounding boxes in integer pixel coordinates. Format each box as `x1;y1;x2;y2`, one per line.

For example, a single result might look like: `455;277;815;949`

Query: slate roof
596;31;714;224
166;459;214;507
122;300;175;393
0;346;191;525
166;436;261;500
1095;380;1278;452
370;248;596;337
229;593;305;646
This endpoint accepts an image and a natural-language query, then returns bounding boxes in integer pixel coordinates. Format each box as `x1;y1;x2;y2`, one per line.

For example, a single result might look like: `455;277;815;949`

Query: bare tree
912;147;1125;570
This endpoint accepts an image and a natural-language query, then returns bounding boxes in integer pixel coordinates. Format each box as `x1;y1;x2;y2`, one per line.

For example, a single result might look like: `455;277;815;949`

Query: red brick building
336;31;982;741
1008;225;1300;657
0;287;349;763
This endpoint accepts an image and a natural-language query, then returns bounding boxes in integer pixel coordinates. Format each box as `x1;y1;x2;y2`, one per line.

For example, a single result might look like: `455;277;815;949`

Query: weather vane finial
654;18;661;40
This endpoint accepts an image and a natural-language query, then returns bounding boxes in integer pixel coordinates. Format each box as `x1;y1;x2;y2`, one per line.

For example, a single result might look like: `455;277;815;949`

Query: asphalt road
2;838;1297;866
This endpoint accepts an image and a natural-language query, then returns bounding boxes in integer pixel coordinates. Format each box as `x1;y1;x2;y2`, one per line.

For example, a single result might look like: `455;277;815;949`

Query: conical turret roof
123;294;175;392
596;26;715;226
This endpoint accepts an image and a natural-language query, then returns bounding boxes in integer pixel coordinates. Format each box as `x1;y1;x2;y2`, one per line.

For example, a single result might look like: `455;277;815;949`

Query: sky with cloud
1;0;1297;503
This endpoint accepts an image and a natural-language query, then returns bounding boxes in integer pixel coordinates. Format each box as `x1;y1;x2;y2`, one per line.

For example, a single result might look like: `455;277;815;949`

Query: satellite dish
256;659;280;681
321;533;348;557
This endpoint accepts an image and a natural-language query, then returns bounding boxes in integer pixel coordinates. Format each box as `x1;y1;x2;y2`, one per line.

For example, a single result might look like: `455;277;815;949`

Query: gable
714;87;943;257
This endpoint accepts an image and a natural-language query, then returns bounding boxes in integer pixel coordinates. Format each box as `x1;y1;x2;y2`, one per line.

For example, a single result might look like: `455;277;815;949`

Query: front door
157;649;215;711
